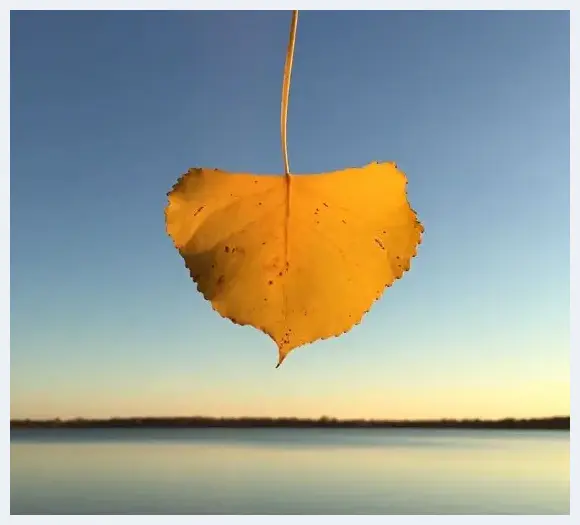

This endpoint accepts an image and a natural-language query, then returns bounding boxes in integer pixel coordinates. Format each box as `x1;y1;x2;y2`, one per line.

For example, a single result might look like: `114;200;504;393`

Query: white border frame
4;2;576;523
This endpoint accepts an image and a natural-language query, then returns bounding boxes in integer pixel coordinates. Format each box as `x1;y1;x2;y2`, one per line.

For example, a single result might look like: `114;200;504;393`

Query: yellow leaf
165;161;423;366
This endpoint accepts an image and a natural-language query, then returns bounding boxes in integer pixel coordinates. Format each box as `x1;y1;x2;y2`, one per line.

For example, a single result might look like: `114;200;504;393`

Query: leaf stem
281;10;298;177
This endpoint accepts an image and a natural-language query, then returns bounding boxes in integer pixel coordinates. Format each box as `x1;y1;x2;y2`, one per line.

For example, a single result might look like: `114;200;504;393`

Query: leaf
165;161;423;366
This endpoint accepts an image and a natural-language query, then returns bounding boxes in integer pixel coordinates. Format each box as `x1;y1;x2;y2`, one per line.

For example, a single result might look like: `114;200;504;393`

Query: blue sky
10;10;569;420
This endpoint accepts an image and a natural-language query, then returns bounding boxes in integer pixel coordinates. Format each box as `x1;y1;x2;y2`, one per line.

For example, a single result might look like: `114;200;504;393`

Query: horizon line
11;415;570;430
11;415;570;422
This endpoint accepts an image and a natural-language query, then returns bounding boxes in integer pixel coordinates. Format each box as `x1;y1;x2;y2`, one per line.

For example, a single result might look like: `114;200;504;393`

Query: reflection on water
10;428;569;514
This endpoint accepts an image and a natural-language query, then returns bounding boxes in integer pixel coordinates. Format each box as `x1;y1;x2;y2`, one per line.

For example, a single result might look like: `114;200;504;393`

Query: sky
10;10;569;420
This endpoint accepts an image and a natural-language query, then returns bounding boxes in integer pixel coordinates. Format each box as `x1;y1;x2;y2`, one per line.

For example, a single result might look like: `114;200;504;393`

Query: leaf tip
276;348;288;368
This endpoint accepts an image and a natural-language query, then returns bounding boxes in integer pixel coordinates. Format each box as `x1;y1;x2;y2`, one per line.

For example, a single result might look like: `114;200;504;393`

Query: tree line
10;416;570;430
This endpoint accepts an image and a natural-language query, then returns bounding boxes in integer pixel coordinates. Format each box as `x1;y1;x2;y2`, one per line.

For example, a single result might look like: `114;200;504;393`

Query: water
10;427;569;515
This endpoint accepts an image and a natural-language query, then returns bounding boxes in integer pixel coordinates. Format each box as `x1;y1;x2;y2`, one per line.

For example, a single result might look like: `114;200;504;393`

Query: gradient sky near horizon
11;10;569;420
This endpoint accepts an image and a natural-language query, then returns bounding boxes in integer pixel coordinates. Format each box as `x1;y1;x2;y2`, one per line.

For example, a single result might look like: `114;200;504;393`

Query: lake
10;427;569;515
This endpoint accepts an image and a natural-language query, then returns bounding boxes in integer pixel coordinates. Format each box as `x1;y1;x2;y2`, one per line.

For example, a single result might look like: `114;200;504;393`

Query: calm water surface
10;428;569;514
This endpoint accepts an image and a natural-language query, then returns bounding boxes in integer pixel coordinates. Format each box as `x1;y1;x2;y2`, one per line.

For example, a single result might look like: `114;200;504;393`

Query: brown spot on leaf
375;238;385;250
268;280;273;285
224;246;230;253
193;206;205;216
323;202;329;207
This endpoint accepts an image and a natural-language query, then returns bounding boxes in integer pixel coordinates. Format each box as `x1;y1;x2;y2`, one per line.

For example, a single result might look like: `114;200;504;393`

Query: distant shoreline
10;416;570;430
